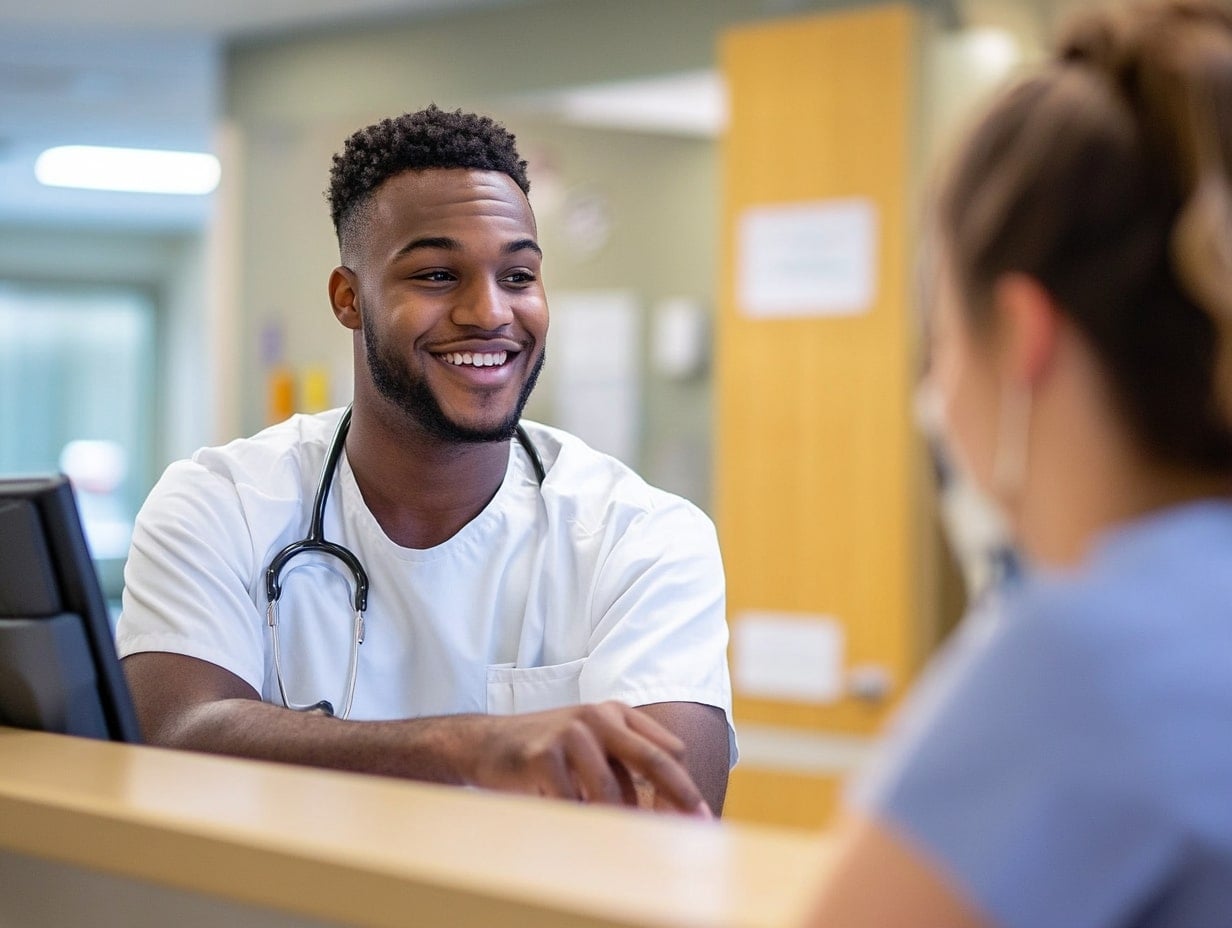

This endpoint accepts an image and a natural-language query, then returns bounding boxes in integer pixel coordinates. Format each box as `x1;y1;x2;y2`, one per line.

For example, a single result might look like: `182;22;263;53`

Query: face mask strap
992;380;1032;504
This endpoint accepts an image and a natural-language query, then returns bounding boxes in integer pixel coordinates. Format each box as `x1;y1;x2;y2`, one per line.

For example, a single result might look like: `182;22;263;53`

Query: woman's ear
992;273;1062;388
329;267;362;331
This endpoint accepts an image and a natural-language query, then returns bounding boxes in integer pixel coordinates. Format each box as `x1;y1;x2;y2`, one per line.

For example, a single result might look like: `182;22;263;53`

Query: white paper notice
551;290;641;464
652;297;708;380
733;611;845;703
738;198;878;318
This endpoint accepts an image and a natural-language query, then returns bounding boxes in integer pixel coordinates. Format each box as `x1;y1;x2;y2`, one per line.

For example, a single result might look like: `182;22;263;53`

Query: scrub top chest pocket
486;657;587;714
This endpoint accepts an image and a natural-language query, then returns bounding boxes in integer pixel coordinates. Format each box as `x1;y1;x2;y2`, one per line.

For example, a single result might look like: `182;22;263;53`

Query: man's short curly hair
326;104;530;248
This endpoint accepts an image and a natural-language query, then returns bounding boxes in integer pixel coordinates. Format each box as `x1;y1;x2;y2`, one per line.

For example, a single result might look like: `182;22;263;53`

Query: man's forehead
370;168;531;221
341;168;536;263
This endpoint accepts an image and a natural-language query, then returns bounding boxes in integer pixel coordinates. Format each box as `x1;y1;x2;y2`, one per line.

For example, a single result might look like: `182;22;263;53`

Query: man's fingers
531;748;580;801
610;758;639;806
599;720;702;813
475;704;704;813
562;721;625;805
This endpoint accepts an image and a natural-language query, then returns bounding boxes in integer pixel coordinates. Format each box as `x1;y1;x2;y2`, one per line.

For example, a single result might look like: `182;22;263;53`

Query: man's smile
427;340;531;389
438;349;509;368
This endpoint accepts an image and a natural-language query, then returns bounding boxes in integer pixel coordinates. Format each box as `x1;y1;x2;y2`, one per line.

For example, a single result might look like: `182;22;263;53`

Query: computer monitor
0;474;141;742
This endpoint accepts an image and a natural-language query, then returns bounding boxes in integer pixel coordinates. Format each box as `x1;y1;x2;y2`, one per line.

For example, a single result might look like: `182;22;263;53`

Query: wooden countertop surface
0;728;828;928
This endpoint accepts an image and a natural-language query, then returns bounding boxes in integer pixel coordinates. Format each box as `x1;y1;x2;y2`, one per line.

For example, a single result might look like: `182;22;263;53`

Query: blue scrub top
850;500;1232;928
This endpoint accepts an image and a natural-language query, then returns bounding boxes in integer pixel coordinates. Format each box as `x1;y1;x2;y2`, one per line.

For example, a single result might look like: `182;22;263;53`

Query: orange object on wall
267;366;296;424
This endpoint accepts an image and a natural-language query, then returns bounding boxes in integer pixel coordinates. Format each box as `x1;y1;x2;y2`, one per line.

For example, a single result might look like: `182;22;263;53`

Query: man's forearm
157;696;709;814
162;697;487;784
126;649;707;812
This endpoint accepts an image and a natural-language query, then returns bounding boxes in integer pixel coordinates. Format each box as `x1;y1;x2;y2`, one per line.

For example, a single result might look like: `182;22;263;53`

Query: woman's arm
802;808;991;928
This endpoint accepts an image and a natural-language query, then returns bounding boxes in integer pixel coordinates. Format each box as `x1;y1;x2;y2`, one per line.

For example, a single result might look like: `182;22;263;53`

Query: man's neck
343;400;512;550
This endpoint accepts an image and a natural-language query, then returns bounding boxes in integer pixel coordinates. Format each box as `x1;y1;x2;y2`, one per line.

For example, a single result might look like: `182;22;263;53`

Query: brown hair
938;0;1232;472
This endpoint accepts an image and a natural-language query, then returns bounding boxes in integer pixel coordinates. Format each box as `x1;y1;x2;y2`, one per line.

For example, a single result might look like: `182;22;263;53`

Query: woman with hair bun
803;2;1232;925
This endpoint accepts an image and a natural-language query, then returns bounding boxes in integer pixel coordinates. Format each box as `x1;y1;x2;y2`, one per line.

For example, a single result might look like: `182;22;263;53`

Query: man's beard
363;314;544;443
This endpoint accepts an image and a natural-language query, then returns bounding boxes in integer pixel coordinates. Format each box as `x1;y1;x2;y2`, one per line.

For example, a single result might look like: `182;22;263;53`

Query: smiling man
117;106;733;816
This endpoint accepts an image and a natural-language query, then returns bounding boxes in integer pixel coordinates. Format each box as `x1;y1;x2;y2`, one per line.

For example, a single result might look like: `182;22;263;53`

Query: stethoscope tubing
263;405;545;718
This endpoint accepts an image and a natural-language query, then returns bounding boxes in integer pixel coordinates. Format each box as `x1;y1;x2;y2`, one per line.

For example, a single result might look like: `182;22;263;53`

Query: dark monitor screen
0;474;141;742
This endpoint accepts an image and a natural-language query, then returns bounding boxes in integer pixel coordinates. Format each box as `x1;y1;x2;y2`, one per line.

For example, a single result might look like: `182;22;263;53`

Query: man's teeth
441;350;508;368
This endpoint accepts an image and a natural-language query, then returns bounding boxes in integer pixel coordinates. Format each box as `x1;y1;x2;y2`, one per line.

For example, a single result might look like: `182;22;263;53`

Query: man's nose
451;278;514;330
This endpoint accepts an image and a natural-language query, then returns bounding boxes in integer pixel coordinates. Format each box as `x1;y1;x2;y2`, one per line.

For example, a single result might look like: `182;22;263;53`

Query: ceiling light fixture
34;145;221;195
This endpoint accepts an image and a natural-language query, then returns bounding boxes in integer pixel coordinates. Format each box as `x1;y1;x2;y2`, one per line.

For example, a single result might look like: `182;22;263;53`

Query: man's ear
992;273;1061;388
329;266;362;331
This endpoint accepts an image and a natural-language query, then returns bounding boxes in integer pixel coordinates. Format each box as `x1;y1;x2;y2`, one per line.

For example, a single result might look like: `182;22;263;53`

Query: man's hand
462;701;712;817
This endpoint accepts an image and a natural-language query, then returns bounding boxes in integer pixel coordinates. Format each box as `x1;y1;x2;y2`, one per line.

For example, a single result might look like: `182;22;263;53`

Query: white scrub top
117;409;735;760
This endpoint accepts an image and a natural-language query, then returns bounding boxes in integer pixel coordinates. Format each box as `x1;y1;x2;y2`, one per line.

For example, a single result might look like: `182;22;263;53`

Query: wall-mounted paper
738;198;878;318
652;297;708;380
551;290;641;464
733;610;845;703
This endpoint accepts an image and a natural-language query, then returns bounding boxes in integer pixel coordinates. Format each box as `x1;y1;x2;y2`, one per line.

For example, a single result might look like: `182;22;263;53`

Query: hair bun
1057;8;1130;78
1066;1;1232;422
1057;1;1232;99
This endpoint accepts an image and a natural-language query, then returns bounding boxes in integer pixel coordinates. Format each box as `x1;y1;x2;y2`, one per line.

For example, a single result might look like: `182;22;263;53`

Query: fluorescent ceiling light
557;72;726;137
958;27;1020;81
35;145;221;195
518;70;727;138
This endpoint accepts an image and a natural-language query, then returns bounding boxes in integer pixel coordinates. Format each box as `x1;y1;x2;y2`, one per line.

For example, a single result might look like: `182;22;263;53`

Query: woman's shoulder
980;508;1232;807
1014;500;1232;668
856;521;1232;928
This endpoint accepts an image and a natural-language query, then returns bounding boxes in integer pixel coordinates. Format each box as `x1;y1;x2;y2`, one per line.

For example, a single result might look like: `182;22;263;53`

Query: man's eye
503;271;536;285
413;271;454;282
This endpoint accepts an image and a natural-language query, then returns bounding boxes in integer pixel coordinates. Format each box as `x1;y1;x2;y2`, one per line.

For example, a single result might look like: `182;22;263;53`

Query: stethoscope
264;404;546;719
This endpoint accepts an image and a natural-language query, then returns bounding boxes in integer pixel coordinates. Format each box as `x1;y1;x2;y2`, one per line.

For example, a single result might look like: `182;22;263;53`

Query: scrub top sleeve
848;599;1180;928
116;460;269;694
579;500;736;765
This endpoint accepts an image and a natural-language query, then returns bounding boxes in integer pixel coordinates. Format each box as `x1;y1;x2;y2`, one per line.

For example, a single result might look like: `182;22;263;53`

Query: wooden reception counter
0;727;828;928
